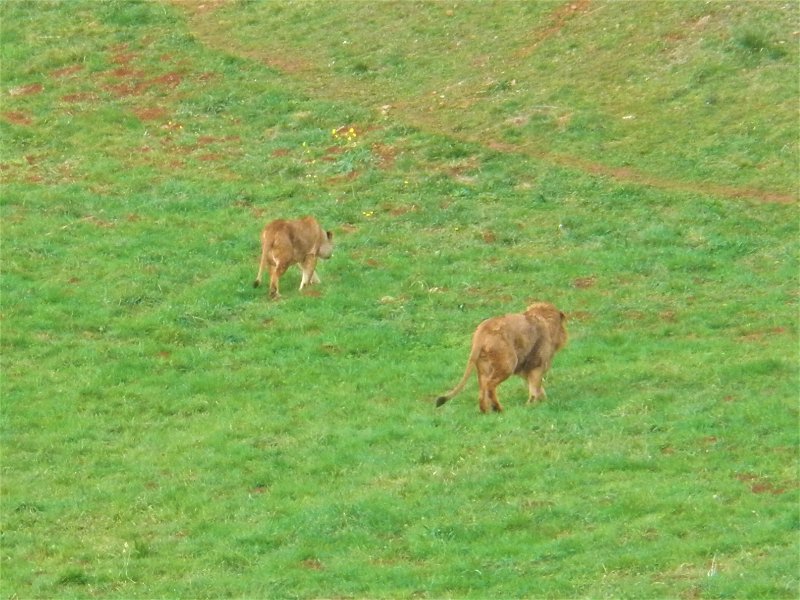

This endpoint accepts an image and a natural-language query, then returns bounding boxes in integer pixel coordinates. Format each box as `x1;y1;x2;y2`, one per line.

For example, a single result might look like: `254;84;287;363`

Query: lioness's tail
253;229;269;288
436;346;478;407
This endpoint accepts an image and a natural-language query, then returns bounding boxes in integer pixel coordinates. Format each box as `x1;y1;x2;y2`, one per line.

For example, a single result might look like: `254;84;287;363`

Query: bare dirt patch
104;81;148;98
383;203;419;216
734;472;789;496
108;66;148;79
61;92;98;103
51;65;84;78
8;83;44;97
260;55;310;75
738;326;788;343
515;0;593;58
568;310;592;322
170;0;227;15
152;72;183;87
371;143;398;169
111;51;137;65
301;558;324;571
572;276;597;289
501;144;797;205
2;111;33;126
133;106;169;121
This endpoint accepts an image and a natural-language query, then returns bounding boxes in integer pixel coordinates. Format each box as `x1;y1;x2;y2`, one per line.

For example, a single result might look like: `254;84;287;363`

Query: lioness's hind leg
269;261;289;299
299;255;319;290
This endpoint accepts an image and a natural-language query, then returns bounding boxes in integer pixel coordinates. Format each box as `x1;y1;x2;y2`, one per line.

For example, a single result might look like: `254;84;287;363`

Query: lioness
436;302;567;413
253;216;333;299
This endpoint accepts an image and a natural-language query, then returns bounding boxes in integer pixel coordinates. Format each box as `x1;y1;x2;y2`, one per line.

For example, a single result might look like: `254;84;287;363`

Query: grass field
1;1;798;598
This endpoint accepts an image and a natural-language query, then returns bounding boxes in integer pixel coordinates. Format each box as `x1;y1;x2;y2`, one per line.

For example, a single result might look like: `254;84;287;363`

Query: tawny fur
253;216;333;299
436;302;568;413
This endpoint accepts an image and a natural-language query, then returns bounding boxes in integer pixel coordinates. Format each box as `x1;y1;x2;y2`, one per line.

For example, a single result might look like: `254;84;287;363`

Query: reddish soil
61;92;98;103
735;472;789;496
152;72;183;87
383;203;419;216
660;310;678;322
738;327;789;343
489;141;796;205
371;143;397;169
301;559;324;571
51;65;83;78
133;106;169;121
2;111;33;126
568;310;593;322
572;276;597;289
108;66;147;79
111;51;136;65
8;83;44;97
515;0;593;58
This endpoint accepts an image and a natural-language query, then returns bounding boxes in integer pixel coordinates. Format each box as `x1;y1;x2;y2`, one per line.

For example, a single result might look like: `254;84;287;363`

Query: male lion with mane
436;302;568;413
253;216;333;299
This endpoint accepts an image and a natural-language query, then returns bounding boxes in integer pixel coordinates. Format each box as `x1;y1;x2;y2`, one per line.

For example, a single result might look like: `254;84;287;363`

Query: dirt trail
172;0;796;205
497;142;796;205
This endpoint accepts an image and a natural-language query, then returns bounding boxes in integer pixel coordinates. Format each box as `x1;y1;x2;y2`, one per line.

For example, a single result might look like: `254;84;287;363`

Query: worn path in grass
171;0;796;205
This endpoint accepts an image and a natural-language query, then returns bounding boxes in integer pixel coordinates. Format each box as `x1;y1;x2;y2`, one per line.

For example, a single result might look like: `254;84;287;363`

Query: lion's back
474;313;535;356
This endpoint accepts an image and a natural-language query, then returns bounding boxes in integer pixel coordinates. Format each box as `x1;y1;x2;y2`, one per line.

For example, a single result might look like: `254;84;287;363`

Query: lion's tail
253;228;270;288
435;346;478;407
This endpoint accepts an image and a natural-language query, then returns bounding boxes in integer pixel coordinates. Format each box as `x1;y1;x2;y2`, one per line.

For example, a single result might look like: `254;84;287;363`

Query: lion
436;302;568;413
253;216;334;299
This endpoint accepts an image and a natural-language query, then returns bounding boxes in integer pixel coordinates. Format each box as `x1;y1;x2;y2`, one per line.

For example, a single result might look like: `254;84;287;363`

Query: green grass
1;1;798;598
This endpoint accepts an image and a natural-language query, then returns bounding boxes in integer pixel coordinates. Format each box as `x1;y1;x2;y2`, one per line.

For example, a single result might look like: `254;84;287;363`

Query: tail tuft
436;396;448;407
253;280;261;288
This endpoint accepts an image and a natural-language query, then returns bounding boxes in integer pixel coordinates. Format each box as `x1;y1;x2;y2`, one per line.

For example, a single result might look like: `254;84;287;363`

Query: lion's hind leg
477;367;505;414
525;366;547;404
479;387;496;414
488;385;504;412
477;350;511;413
476;371;491;414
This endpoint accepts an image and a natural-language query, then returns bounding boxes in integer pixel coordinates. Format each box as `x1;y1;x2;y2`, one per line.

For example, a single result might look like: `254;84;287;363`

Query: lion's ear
560;311;567;321
326;231;333;241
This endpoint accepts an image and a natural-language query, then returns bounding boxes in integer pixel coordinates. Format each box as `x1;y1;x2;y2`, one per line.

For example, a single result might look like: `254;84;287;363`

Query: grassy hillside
1;1;797;598
181;0;798;201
